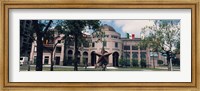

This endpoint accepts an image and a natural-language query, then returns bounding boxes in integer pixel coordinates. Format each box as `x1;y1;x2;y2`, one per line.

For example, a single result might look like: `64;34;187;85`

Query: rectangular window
57;40;61;43
132;46;138;50
103;41;107;47
83;42;89;47
123;45;130;50
105;35;109;38
111;35;118;39
44;56;49;64
123;52;130;59
34;46;37;52
115;42;118;48
140;46;146;50
48;39;54;44
56;47;62;53
34;56;37;64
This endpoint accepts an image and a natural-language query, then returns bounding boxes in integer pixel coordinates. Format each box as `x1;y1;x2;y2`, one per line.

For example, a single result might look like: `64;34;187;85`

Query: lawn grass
20;65;170;71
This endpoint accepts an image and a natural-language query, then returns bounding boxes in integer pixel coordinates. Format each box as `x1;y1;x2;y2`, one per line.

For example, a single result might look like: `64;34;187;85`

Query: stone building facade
29;24;166;67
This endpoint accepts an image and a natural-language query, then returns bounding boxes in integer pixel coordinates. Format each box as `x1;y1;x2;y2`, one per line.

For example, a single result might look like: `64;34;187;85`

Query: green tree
140;59;146;68
139;29;161;69
140;20;180;71
32;20;53;71
56;20;100;71
131;59;139;67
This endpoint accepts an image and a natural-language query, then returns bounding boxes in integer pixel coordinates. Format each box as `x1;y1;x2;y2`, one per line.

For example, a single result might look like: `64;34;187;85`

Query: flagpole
125;33;129;68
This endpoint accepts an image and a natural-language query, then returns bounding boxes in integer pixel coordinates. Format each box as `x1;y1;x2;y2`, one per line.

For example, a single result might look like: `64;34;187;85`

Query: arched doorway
77;51;81;64
113;52;119;67
83;52;88;64
67;50;73;65
91;51;96;66
55;56;60;65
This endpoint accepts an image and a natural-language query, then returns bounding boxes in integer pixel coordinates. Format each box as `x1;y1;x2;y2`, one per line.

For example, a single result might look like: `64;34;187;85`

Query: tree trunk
50;52;54;71
33;20;53;71
167;60;171;71
24;44;31;71
24;50;31;71
170;58;173;71
27;56;31;71
74;36;78;71
153;54;155;69
166;51;172;71
50;42;58;71
36;32;43;71
157;52;159;66
33;20;43;71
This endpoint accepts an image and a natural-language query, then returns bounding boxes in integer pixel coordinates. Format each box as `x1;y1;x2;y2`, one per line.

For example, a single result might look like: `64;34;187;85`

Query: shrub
82;58;88;69
172;58;180;66
119;59;130;67
126;59;130;66
66;59;73;66
63;60;67;66
83;58;88;65
140;59;146;68
132;59;139;67
157;60;163;64
119;59;124;67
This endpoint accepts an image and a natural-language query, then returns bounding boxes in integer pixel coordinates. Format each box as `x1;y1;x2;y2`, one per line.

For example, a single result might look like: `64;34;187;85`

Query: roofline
121;38;141;41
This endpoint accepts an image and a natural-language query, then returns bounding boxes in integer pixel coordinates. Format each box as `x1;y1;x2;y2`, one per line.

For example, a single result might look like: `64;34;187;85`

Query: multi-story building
29;24;166;67
29;29;65;65
20;20;34;57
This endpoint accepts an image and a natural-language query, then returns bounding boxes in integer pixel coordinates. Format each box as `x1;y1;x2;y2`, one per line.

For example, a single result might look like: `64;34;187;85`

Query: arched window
67;50;73;65
83;52;88;56
68;50;73;55
140;52;146;59
132;52;138;59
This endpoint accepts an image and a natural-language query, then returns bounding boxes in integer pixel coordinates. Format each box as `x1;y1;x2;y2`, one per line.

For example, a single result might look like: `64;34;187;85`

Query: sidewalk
30;65;118;69
156;66;180;71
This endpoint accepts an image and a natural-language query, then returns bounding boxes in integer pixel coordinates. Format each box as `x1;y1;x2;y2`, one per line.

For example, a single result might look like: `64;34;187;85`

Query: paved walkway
29;65;180;71
87;66;118;69
156;66;180;71
30;65;118;69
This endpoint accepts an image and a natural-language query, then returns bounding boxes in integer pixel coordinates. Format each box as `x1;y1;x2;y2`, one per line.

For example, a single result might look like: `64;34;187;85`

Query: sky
47;19;179;38
40;20;155;38
100;20;155;38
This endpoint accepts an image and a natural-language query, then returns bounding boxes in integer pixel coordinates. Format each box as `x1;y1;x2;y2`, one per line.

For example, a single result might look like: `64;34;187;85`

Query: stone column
130;45;132;66
29;43;35;64
138;46;141;66
60;45;64;65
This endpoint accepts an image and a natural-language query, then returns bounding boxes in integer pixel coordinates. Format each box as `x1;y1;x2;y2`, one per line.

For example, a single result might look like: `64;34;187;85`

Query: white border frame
9;9;191;82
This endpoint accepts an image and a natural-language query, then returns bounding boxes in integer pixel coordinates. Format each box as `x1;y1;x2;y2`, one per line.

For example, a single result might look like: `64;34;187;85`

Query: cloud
100;20;155;38
114;20;154;38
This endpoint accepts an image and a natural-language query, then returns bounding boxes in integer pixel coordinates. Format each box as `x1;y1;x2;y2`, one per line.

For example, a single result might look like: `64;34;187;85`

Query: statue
93;31;112;71
94;47;112;71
